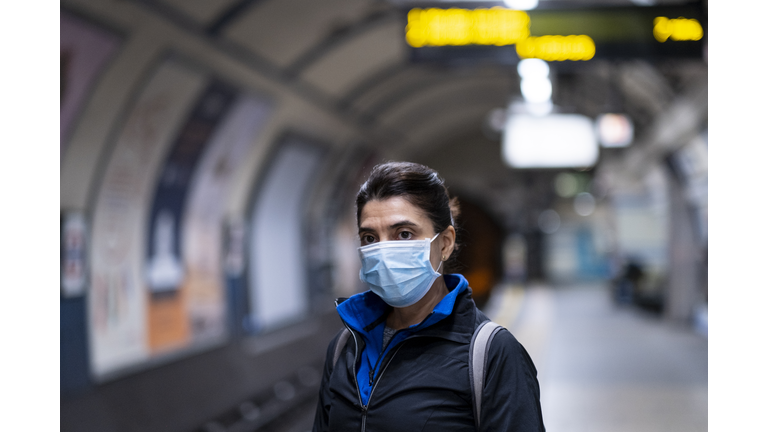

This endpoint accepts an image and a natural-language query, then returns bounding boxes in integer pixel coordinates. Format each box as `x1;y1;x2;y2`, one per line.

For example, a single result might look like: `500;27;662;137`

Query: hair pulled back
355;161;460;237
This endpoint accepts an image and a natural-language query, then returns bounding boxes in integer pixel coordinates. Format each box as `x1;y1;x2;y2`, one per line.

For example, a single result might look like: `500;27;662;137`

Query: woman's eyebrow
390;220;417;229
358;226;375;235
358;220;417;235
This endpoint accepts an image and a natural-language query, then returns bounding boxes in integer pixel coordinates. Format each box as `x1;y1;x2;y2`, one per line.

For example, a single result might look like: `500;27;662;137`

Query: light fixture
596;113;634;148
502;113;599;168
504;0;539;10
517;58;549;79
517;58;553;111
520;78;552;104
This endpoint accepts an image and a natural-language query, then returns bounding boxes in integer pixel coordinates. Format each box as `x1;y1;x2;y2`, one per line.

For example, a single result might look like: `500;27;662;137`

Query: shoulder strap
332;328;351;368
469;320;503;430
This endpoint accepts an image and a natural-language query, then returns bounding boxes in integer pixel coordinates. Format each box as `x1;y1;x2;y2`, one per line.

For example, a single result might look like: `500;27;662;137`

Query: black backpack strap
469;320;504;430
332;328;351;369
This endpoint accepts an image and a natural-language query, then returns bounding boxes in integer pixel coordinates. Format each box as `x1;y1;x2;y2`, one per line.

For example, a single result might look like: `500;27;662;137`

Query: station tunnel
60;0;708;430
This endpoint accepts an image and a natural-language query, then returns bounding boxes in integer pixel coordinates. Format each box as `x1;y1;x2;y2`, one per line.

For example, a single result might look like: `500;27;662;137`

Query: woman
313;162;545;431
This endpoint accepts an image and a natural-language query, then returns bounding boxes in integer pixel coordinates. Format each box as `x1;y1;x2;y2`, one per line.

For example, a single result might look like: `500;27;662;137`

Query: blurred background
60;0;707;430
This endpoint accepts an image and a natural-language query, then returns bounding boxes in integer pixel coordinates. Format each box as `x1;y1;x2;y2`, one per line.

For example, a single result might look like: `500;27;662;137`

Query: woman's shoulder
485;327;539;377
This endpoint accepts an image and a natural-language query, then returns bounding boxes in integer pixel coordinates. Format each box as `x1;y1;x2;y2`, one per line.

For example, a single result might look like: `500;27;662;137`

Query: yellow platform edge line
489;283;526;330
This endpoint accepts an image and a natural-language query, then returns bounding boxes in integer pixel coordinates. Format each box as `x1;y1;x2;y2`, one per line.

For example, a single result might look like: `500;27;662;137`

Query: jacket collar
336;274;478;344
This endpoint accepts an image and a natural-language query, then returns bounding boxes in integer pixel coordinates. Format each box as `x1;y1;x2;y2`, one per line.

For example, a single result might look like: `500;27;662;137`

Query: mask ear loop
430;232;443;274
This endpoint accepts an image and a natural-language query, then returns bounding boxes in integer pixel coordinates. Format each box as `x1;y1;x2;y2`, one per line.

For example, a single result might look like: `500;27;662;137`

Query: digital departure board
405;4;706;64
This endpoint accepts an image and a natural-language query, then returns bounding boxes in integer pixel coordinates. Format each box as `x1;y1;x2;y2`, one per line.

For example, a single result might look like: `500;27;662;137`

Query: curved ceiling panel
405;103;494;155
420;130;517;197
618;61;675;116
162;0;240;24
378;74;513;131
343;65;432;113
301;20;407;97
356;69;486;123
223;0;372;67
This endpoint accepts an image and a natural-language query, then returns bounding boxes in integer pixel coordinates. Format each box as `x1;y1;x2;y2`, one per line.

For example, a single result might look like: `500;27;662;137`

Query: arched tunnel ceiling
79;0;707;222
130;0;705;133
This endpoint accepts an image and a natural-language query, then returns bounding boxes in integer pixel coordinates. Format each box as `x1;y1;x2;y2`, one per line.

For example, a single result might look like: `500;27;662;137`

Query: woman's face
358;196;450;271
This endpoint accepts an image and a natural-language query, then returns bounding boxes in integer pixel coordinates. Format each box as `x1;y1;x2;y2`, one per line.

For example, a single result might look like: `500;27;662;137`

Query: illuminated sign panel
516;35;595;61
653;17;704;42
406;8;530;47
406;7;596;61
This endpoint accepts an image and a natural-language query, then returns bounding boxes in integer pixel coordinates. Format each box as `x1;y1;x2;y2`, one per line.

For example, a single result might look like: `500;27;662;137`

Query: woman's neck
386;276;450;330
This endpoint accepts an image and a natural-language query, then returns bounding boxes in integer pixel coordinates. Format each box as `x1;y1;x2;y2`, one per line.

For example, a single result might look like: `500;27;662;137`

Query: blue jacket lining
336;274;468;406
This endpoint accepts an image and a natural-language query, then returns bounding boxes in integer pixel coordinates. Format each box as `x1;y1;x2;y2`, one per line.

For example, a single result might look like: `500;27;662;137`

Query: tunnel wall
61;1;377;430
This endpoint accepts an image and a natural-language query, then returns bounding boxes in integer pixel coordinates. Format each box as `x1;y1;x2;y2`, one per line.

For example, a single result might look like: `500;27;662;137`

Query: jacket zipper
336;306;435;432
358;341;407;432
349;324;369;432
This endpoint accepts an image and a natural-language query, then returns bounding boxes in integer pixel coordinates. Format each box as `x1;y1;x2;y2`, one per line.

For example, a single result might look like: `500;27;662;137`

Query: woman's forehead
359;197;429;226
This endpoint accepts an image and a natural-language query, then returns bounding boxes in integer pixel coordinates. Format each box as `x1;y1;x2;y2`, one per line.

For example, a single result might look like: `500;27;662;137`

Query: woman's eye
361;235;376;244
398;231;413;240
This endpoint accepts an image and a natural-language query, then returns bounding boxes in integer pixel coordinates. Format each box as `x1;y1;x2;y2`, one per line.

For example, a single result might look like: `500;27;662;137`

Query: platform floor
493;283;708;432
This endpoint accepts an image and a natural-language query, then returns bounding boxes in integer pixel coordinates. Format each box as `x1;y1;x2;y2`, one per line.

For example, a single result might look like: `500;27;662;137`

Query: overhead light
517;58;552;107
596;113;634;148
504;0;539;10
517;58;549;79
520;77;552;104
502;113;599;168
526;101;553;116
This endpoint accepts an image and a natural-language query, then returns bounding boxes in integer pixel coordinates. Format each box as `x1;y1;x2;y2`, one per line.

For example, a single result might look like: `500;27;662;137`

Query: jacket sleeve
312;329;344;432
479;329;545;431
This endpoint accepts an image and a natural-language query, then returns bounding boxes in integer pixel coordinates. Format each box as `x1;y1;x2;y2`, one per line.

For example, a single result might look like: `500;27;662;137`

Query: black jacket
313;278;545;431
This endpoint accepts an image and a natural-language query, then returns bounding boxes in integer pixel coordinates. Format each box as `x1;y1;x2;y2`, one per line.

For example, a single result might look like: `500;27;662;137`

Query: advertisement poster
144;81;239;353
249;138;326;331
89;61;207;377
182;95;272;342
60;11;120;160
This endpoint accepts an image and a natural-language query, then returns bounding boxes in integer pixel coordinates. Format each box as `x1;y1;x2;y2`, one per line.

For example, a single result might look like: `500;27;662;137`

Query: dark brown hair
356;161;460;243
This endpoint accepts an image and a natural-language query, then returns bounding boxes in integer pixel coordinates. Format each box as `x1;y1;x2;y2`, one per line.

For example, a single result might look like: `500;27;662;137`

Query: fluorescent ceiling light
517;58;549;79
526;101;553;116
520;77;552;103
502;114;599;168
504;0;539;10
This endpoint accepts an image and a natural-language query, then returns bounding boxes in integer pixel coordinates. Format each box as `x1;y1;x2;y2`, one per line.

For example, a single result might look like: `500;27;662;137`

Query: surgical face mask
358;233;442;308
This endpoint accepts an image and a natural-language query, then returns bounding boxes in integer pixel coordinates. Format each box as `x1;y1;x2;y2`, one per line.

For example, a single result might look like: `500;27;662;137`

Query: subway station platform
54;1;712;430
489;283;708;432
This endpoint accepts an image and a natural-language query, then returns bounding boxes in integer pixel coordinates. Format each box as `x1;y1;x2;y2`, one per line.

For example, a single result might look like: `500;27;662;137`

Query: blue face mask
358;233;442;308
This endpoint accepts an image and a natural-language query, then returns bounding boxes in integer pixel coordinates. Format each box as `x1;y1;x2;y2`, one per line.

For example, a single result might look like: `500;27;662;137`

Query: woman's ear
440;226;456;260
